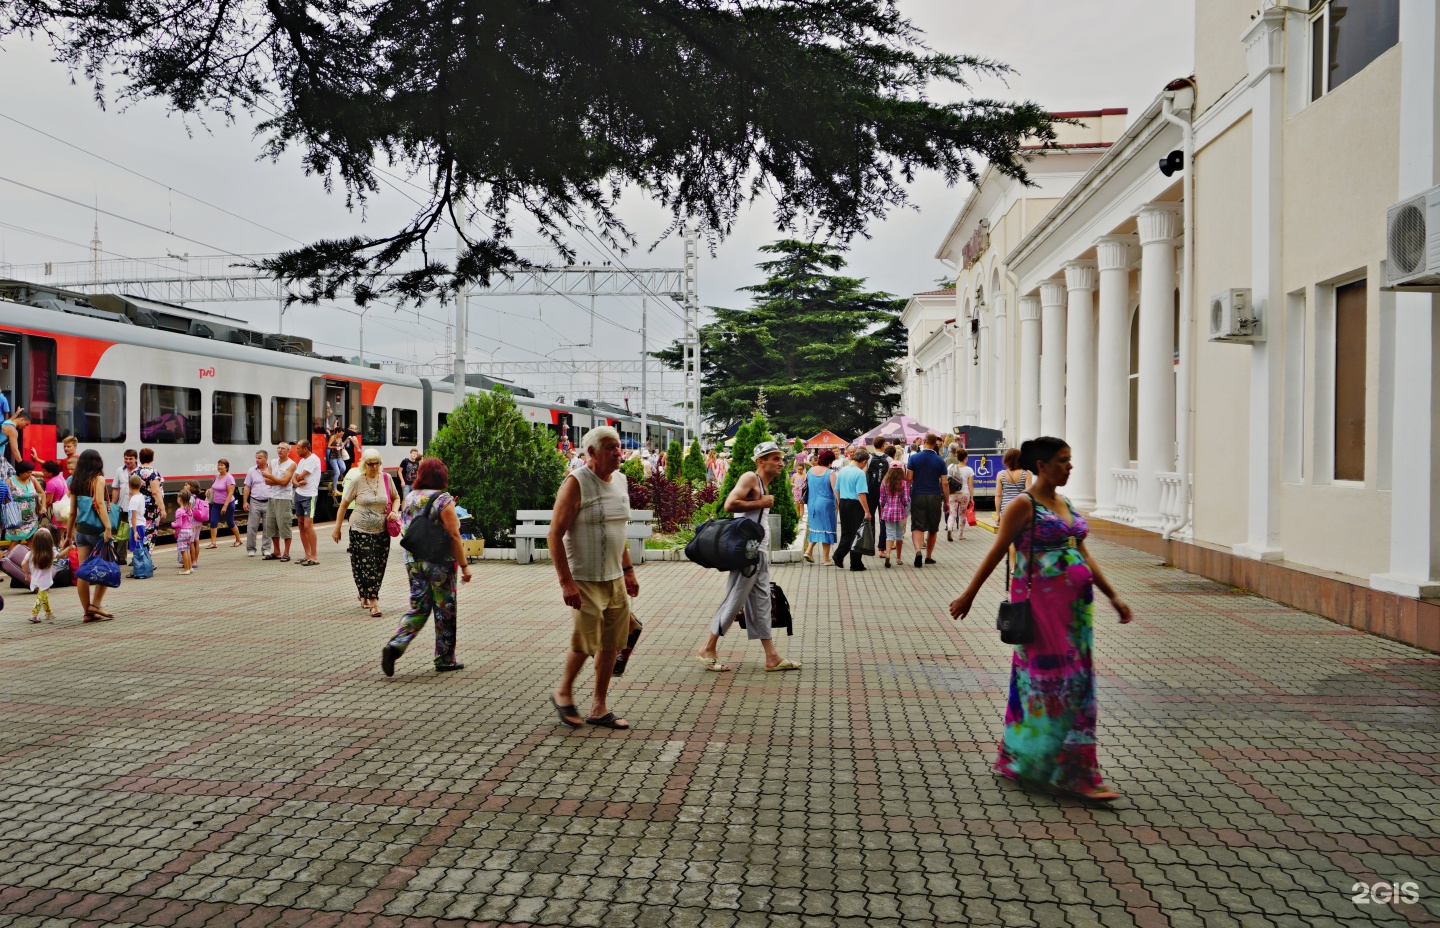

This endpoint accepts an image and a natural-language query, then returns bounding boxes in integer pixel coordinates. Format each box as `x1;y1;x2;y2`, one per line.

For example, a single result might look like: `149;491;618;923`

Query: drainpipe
1159;78;1196;541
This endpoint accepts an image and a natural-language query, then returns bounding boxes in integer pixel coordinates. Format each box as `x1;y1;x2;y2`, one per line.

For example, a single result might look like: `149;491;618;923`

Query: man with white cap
694;440;800;672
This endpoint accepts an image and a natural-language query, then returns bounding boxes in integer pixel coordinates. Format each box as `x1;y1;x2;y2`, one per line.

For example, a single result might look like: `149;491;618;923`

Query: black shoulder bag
996;493;1038;645
400;493;453;564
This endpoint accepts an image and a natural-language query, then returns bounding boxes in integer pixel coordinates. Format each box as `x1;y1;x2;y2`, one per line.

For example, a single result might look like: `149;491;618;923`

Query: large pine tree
3;2;1056;302
657;240;906;438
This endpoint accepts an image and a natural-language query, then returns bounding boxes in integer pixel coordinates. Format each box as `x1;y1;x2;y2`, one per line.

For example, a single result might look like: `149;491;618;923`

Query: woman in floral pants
381;458;471;676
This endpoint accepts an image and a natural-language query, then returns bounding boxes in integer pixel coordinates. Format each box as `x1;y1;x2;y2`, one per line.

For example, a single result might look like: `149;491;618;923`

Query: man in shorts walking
263;442;295;561
548;426;637;730
906;432;950;568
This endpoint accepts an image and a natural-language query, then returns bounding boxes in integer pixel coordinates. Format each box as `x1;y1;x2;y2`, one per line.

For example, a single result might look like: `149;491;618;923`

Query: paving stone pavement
0;526;1436;928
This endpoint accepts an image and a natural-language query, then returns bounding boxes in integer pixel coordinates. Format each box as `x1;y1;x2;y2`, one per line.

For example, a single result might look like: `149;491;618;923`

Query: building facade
904;0;1439;651
902;111;1128;440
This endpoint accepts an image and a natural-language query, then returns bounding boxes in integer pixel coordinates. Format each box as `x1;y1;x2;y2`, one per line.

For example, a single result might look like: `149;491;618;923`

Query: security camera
1159;150;1184;177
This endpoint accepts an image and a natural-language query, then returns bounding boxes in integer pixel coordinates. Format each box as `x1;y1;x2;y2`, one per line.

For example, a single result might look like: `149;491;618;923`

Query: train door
1;333;57;461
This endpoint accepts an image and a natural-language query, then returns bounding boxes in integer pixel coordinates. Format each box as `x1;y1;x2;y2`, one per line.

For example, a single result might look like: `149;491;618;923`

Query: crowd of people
3;411;1133;803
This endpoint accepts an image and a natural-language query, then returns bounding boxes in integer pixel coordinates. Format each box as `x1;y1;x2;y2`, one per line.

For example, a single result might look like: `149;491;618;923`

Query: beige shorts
264;498;293;539
570;577;632;656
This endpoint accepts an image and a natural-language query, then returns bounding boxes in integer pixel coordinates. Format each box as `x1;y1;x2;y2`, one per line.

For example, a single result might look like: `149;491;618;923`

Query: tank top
564;466;630;582
737;475;771;548
998;471;1026;512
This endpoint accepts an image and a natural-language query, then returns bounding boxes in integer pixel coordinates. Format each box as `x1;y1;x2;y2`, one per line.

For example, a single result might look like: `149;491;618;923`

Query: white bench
513;508;653;565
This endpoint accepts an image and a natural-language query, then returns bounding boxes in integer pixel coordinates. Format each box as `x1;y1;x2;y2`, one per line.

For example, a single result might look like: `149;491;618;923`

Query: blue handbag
77;542;122;588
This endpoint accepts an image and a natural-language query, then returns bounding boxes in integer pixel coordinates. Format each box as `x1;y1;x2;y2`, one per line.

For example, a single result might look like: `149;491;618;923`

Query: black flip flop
552;697;584;728
585;713;631;730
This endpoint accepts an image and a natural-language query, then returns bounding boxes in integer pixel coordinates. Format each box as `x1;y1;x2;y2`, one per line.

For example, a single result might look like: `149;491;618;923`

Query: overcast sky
0;0;1192;404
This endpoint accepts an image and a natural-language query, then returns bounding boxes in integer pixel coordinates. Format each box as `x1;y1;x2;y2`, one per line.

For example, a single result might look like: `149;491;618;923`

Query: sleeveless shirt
564;466;630;582
736;474;771;548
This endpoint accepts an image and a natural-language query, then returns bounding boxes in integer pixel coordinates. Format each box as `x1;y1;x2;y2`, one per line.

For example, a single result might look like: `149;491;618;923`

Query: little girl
173;489;197;574
877;462;910;569
25;528;66;622
182;482;207;568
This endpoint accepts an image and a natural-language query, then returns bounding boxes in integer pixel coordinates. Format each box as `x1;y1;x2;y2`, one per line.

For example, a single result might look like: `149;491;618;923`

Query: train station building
903;0;1440;652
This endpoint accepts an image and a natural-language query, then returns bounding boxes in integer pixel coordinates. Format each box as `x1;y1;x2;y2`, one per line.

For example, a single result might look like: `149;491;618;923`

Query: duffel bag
685;517;766;576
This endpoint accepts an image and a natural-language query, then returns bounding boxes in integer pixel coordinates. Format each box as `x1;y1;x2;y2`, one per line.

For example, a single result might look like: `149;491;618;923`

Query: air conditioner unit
1209;288;1262;343
1386;185;1440;289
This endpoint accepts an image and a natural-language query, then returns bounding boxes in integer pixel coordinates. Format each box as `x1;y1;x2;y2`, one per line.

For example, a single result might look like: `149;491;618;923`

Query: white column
1063;261;1099;509
1018;296;1041;440
1235;8;1286;559
979;318;992;427
1134;203;1182;529
1093;235;1135;518
992;297;1008;432
965;318;980;425
1038;279;1067;437
1374;0;1440;595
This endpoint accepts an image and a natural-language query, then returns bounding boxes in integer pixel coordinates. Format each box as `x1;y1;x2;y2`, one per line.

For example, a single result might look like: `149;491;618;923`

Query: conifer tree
656;240;907;437
682;439;706;484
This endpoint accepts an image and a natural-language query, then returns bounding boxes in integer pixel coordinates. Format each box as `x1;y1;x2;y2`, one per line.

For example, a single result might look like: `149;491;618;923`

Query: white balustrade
1111;469;1138;524
1155;471;1190;536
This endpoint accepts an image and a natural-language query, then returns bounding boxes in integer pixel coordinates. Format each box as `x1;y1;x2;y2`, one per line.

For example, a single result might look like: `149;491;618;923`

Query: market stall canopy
803;430;850;449
854;414;942;446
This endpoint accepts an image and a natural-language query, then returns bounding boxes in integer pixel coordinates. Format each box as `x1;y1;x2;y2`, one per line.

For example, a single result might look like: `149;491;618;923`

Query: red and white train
0;280;682;510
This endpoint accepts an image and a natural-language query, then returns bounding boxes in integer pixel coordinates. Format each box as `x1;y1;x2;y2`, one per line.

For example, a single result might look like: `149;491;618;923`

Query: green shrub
665;439;683;481
692;500;720;525
682;439;706;483
427;389;567;545
619;456;645;483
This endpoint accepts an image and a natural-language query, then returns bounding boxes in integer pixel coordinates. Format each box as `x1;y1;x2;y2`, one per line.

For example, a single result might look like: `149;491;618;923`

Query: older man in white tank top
694;441;801;673
548;426;638;730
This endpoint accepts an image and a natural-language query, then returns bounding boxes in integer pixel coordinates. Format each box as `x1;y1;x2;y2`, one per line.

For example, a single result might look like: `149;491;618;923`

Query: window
56;376;125;443
362;405;387;445
318;382;347;433
1333;279;1367;481
141;384;201;444
393;408;418;446
1311;0;1399;102
437;412;448;432
23;337;55;426
213;391;261;446
271;397;308;444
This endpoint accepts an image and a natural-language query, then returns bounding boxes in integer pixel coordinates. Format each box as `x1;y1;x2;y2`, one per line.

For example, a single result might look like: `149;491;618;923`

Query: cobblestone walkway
0;529;1436;928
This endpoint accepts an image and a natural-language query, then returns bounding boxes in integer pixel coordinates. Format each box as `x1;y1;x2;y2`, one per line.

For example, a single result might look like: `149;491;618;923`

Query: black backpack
400;493;452;564
686;517;766;576
865;452;890;498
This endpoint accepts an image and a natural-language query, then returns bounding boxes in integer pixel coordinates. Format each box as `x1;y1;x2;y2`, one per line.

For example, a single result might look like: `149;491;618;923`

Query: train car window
140;384;201;444
56;376;125;443
437;412;448;431
319;383;347;433
362;405;387;445
213;391;261;446
23;337;56;426
271;396;308;444
393;408;418;445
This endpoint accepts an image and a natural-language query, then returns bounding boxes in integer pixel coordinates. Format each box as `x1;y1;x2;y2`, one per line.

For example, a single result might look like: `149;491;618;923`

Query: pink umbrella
853;414;943;446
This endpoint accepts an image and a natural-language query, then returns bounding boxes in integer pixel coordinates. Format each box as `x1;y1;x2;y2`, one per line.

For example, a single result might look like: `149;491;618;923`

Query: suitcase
3;543;28;587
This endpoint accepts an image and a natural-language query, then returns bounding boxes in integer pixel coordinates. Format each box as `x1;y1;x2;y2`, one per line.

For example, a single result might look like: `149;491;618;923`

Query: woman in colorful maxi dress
948;436;1133;802
803;449;838;564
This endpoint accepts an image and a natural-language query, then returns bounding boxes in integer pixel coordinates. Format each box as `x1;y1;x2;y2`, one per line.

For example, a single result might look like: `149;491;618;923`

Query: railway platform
0;529;1436;927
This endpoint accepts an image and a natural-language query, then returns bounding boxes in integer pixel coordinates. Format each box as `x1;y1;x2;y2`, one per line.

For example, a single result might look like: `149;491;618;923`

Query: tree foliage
665;439;683;482
657;240;906;438
682;439;706;483
2;1;1055;303
426;388;566;545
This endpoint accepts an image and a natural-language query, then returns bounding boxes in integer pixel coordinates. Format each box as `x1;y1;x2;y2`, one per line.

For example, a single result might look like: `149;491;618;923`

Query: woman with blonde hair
332;447;401;617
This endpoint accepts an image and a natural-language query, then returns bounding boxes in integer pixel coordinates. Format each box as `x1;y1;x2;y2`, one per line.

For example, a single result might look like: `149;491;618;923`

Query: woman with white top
946;449;975;541
332;447;401;617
